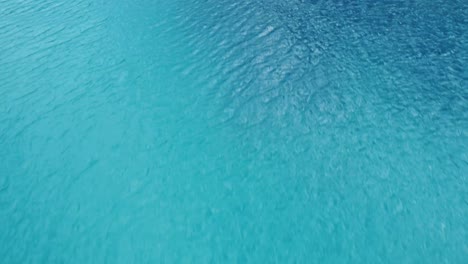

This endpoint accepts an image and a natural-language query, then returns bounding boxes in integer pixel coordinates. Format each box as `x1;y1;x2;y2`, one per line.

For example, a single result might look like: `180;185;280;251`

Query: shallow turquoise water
1;0;467;263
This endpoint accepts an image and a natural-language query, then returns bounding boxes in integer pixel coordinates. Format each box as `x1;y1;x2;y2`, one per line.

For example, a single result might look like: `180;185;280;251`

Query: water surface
1;0;467;263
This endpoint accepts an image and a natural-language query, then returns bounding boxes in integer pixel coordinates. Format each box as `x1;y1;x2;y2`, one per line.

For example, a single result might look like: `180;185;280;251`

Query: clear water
1;0;467;263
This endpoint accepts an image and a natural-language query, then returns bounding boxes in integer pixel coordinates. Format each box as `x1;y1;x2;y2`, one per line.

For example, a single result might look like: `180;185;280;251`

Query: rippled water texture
1;0;467;263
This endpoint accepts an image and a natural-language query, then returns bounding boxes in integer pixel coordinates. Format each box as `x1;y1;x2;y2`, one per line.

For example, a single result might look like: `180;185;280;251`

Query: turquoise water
1;0;467;262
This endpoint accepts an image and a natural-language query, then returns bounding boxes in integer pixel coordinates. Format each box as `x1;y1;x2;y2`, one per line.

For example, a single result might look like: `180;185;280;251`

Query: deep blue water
1;0;467;263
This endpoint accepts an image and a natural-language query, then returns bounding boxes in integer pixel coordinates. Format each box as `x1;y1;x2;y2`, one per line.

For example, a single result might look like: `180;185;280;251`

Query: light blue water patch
0;0;467;263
